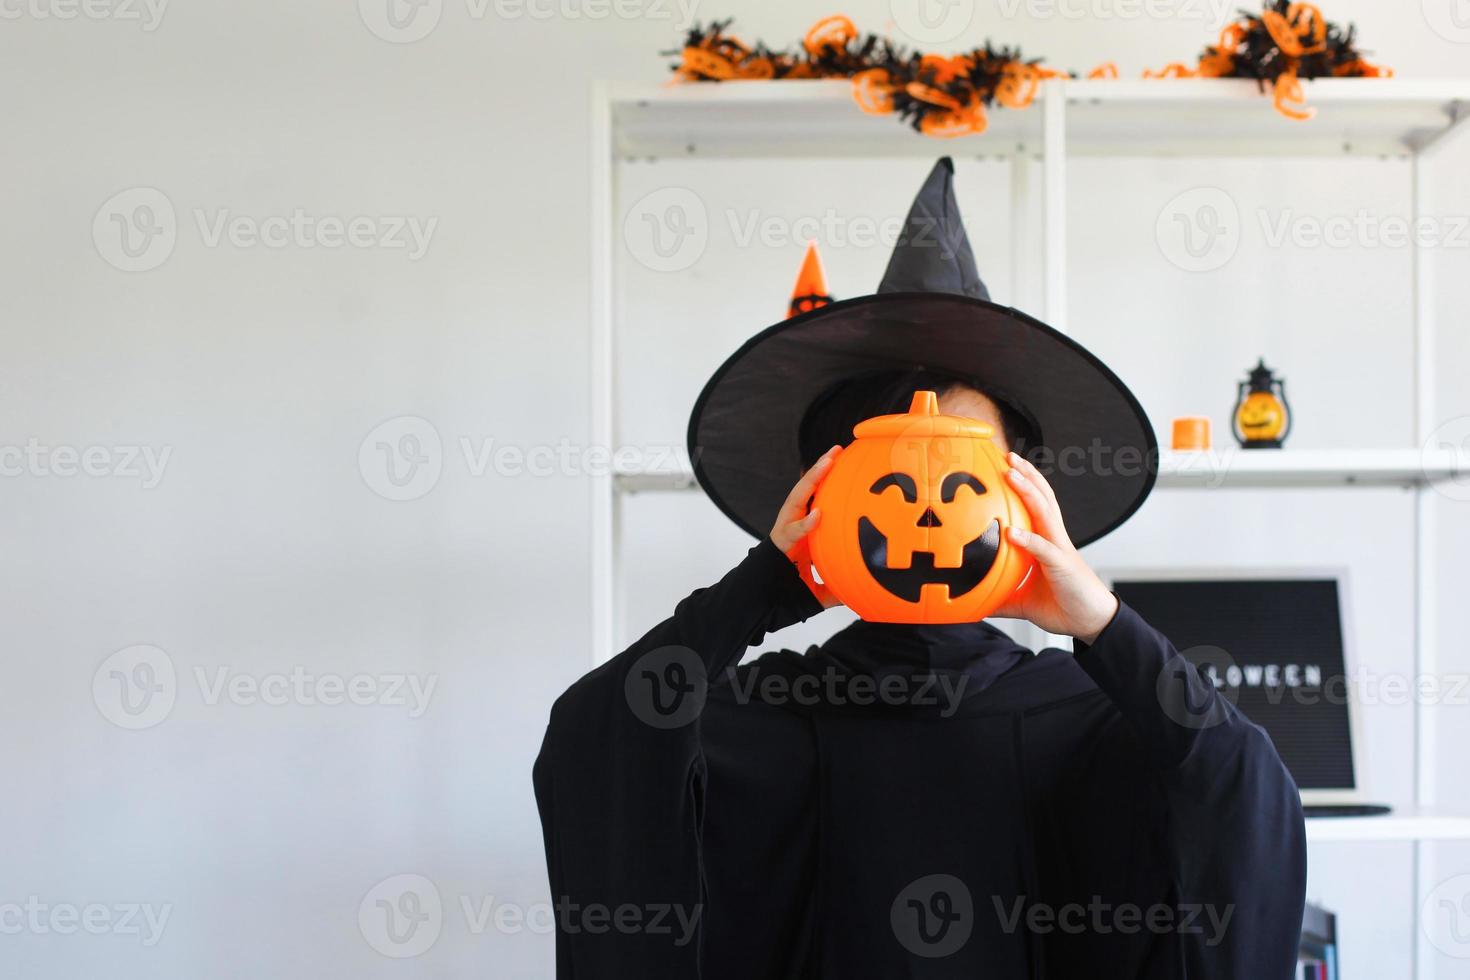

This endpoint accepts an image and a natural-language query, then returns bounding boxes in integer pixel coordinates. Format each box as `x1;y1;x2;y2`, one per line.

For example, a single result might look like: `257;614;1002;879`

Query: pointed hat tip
795;240;827;289
875;158;988;302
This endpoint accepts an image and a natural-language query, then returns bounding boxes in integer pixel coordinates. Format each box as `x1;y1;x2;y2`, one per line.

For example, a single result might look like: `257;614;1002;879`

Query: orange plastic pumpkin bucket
808;390;1035;623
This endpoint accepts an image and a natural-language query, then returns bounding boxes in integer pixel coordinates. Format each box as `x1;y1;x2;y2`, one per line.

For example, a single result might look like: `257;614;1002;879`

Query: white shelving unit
609;77;1470;158
615;448;1470;493
591;76;1470;978
1307;808;1470;844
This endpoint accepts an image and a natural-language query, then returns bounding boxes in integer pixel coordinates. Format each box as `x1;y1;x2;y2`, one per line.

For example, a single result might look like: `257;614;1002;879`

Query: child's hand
990;452;1119;644
770;445;844;608
769;445;840;553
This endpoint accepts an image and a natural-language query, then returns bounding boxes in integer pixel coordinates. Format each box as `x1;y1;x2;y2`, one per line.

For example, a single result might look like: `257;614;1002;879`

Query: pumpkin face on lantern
1232;359;1292;449
1236;392;1285;440
808;390;1035;623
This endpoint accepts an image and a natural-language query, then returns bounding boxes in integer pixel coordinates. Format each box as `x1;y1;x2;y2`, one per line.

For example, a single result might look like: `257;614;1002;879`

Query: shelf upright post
1033;80;1073;654
1042;81;1068;334
1009;154;1040;314
1410;137;1440;980
591;83;619;666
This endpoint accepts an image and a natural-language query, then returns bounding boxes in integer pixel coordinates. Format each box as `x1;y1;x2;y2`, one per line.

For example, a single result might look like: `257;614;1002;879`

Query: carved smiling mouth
857;517;1000;604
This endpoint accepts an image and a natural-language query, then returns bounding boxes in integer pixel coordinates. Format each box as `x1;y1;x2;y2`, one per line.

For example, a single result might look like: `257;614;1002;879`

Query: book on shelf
1298;902;1338;980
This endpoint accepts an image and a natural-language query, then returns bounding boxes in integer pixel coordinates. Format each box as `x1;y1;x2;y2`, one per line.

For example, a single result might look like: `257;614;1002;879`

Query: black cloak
533;538;1308;978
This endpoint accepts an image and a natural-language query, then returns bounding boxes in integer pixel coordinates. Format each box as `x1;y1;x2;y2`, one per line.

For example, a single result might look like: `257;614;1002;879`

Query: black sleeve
1073;600;1308;980
532;538;824;979
633;535;826;678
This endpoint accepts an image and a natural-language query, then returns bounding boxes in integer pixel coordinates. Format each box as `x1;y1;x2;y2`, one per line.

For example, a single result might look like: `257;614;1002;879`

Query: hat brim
686;292;1158;548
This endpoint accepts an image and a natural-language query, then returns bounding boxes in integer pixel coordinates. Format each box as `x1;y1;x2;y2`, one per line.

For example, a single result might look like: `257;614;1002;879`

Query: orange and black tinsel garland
669;6;1391;130
667;16;1060;138
1149;1;1390;119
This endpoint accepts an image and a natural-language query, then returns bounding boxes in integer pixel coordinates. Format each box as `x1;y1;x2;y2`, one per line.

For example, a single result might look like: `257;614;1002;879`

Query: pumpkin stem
909;390;940;415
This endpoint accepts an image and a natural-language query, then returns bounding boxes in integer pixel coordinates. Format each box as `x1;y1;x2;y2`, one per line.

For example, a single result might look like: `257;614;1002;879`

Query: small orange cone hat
787;240;833;319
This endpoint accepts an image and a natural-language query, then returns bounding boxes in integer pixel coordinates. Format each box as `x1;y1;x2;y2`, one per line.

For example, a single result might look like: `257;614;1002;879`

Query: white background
2;1;1469;977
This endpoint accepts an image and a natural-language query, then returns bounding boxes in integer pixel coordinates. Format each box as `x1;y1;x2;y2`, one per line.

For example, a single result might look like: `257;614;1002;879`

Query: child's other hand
989;452;1119;644
769;444;840;554
770;445;844;608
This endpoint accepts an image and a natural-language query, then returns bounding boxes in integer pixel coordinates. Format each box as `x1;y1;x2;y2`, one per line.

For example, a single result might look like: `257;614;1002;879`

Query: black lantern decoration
1232;358;1291;449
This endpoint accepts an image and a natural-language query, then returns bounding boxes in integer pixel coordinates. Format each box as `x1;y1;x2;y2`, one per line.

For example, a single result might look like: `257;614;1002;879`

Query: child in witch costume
534;159;1306;979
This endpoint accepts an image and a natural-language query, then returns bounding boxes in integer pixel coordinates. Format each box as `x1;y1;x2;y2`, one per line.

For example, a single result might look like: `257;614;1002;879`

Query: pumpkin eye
940;472;986;502
869;472;917;502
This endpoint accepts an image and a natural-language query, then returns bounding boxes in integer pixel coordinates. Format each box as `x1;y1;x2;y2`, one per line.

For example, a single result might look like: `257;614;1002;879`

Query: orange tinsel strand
1272;67;1315;120
804;14;857;56
852;67;896;114
920;98;989;138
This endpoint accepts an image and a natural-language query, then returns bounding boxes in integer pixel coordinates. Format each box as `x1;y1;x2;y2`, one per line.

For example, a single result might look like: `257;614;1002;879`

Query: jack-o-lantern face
857;467;1000;603
1236;391;1288;442
808;390;1034;623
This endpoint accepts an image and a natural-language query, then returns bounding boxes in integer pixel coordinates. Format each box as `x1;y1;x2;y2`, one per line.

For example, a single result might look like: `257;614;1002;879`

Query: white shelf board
613;448;1467;493
1306;808;1470;843
610;79;1038;159
1157;448;1466;488
607;78;1470;159
616;464;698;493
1065;78;1470;157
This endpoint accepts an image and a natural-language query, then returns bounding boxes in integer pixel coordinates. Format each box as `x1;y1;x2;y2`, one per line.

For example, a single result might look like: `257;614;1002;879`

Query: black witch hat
687;157;1156;548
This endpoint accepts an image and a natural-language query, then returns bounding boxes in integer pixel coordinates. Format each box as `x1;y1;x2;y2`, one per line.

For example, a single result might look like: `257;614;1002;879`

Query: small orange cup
1171;417;1212;451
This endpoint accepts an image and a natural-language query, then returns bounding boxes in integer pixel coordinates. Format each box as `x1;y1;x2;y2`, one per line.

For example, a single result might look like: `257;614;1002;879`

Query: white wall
1;1;1467;978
